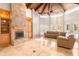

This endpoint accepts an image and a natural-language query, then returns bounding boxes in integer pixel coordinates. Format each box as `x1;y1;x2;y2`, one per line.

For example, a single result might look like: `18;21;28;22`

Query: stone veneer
11;3;28;45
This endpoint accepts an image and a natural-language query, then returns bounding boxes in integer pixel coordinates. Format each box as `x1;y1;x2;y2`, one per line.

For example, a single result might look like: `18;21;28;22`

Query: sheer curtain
50;13;64;32
39;13;64;36
32;10;40;37
39;14;49;35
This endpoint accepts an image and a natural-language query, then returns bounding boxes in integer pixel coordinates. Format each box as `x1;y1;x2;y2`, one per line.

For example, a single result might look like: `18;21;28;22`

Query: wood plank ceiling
26;3;79;14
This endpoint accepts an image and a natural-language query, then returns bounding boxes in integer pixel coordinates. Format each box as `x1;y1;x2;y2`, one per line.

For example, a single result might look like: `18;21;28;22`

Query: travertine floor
0;37;79;56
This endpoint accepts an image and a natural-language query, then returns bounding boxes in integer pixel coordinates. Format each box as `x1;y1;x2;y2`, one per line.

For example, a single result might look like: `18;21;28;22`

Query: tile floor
0;37;78;56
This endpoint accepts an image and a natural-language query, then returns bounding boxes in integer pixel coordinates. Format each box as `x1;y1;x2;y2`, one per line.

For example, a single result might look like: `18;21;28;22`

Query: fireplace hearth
15;31;24;39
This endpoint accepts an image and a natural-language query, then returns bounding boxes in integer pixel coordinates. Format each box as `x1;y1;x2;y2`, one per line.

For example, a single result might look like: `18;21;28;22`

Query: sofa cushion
68;35;74;39
59;32;66;36
66;33;71;37
47;31;58;34
44;31;66;39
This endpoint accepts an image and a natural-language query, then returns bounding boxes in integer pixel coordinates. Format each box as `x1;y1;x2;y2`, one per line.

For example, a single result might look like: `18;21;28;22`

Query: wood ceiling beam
26;3;29;6
59;4;65;12
48;3;51;14
35;3;43;11
50;3;54;12
37;3;45;14
28;3;41;9
48;3;50;11
43;3;49;13
47;3;50;15
41;3;47;14
26;3;32;8
46;3;50;14
26;3;29;8
47;3;54;15
75;3;79;5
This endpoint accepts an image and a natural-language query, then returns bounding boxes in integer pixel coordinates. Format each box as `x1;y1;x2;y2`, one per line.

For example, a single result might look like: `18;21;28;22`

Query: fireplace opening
15;31;24;39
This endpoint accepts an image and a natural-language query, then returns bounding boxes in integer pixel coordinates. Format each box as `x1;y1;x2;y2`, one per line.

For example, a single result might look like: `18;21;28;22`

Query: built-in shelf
1;18;10;34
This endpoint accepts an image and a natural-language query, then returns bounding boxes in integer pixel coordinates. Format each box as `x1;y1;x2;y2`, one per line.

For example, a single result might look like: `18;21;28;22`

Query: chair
57;35;76;49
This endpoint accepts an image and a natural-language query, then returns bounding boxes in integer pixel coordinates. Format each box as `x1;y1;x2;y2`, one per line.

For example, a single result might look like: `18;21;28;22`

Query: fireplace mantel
14;26;25;30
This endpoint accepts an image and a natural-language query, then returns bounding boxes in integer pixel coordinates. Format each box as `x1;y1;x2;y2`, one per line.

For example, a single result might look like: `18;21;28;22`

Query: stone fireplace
11;28;28;45
11;3;28;45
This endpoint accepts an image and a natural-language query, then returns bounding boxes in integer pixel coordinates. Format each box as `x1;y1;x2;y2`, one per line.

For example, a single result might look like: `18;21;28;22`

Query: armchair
57;35;76;49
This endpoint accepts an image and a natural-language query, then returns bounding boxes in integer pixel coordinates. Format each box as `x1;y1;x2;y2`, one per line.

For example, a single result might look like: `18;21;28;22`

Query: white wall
64;6;79;33
26;9;32;17
32;10;40;37
26;9;40;37
0;3;11;10
50;13;64;32
40;14;49;35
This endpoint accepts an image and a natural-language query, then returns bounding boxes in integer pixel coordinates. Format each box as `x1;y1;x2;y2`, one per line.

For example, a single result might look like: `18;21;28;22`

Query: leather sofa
57;35;76;49
44;31;66;39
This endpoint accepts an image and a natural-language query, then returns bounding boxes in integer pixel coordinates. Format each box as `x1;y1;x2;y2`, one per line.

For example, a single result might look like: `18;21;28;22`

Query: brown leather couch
57;35;76;49
44;31;66;39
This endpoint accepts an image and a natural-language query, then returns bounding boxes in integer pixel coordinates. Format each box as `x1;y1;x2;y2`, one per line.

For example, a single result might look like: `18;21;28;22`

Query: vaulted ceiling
26;3;79;14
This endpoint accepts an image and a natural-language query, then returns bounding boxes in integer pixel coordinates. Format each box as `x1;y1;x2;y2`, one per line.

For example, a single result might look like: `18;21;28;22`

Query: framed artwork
66;24;69;30
74;24;77;31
